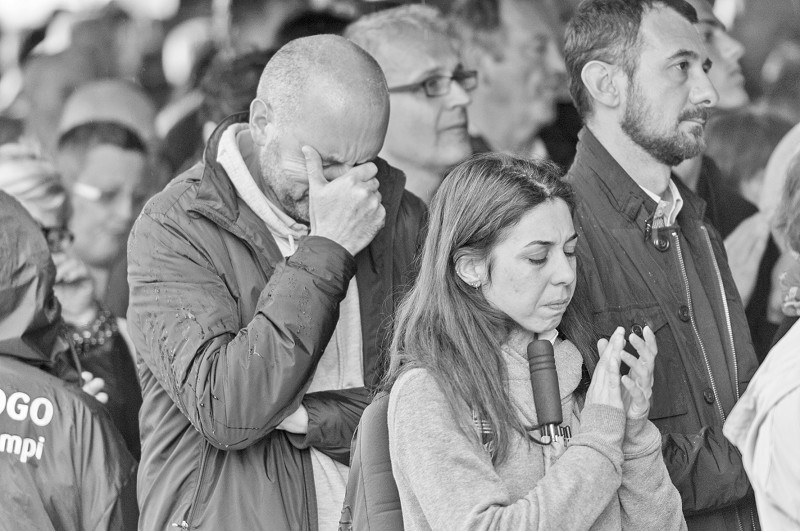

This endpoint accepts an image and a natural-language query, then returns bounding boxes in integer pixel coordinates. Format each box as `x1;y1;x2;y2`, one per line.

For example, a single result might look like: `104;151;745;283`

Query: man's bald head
256;34;389;126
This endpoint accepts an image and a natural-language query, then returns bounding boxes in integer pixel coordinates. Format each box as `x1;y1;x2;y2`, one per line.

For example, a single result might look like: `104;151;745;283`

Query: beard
620;81;708;167
258;140;310;224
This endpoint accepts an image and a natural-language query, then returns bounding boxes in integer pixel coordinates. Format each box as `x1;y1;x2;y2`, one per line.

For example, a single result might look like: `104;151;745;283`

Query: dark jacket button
655;237;670;252
631;324;644;337
678;305;690;322
703;388;715;404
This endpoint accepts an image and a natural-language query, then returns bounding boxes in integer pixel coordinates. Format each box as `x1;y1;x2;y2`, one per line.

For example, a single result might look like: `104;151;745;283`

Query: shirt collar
638;178;684;226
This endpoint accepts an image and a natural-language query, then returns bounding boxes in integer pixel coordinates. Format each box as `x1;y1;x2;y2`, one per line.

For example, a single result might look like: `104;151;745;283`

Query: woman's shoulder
388;368;459;427
390;367;443;405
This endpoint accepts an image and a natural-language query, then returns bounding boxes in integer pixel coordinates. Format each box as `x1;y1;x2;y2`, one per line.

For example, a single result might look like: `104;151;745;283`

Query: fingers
342;160;377;181
620;350;647;384
621;375;643;400
302;146;327;189
81;371;106;402
595;326;625;379
628;326;656;368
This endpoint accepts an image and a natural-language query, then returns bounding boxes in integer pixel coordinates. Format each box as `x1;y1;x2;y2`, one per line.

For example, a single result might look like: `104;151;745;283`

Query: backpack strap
339;393;403;531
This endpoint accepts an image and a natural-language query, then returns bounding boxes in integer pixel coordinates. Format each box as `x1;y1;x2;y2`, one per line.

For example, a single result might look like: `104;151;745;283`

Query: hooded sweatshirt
0;192;138;530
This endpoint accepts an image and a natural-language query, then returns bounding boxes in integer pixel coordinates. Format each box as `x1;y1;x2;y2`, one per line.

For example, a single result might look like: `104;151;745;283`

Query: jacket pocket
594;305;689;420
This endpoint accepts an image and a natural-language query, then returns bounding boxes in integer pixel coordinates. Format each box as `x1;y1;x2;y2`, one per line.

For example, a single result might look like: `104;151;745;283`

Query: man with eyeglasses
346;4;475;204
450;0;566;162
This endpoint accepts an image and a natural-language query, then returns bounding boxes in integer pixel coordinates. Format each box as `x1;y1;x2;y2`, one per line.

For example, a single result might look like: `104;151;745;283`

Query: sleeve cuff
570;403;626;471
623;417;661;458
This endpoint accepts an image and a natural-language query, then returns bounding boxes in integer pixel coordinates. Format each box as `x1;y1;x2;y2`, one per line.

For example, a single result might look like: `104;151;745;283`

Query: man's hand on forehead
303;145;384;256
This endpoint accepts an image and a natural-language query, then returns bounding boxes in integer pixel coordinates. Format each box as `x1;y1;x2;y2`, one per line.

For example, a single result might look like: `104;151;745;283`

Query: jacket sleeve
388;370;627;530
286;387;372;465
662;427;753;515
619;417;686;530
127;209;354;450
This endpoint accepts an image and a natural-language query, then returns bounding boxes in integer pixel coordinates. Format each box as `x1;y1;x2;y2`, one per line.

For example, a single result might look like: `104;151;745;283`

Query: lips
441;122;467;132
543;298;571;310
679;108;709;125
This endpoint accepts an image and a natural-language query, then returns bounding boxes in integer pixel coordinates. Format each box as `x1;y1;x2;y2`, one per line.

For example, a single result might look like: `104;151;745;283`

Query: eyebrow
667;49;699;62
409;63;463;83
523;233;578;248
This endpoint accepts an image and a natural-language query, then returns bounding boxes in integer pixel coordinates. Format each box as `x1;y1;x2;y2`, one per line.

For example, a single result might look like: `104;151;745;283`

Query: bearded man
562;1;759;530
126;35;426;530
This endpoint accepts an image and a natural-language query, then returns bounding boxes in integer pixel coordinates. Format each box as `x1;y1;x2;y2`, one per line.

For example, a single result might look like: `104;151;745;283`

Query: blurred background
1;0;798;150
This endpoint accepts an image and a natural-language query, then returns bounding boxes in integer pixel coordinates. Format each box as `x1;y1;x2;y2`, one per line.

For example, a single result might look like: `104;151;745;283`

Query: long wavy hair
385;152;575;465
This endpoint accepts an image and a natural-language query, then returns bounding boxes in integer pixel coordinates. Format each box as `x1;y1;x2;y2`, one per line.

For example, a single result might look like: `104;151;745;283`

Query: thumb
302;146;326;190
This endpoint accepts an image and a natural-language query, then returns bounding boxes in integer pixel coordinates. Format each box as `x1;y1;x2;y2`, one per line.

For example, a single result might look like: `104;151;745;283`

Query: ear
249;98;276;147
455;253;488;288
581;60;624;110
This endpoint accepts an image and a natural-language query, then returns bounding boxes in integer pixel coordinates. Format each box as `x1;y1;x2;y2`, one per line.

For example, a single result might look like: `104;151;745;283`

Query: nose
691;69;719;109
551;251;576;286
447;79;472;108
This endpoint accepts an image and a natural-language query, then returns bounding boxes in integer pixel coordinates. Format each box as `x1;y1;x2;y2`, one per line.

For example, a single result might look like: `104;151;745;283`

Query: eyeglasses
41;226;74;254
388;69;478;98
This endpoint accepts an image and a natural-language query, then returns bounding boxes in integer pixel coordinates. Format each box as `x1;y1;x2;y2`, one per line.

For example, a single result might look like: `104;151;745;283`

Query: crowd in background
0;0;799;529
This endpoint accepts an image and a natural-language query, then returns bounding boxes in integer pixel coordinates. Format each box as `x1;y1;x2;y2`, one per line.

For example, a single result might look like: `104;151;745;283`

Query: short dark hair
564;0;697;119
56;122;147;185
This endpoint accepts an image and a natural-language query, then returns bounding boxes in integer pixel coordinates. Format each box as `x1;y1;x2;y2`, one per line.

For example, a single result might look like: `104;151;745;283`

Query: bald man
126;35;426;530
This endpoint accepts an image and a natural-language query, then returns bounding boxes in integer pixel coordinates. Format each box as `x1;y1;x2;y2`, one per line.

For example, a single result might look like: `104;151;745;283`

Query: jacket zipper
176;439;211;529
672;233;726;421
700;226;740;400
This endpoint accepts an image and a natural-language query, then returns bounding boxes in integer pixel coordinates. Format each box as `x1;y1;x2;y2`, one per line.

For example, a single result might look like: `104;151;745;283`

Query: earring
470;281;481;289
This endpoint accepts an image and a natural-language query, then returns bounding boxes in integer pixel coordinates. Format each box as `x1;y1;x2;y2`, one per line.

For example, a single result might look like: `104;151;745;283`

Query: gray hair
345;4;451;61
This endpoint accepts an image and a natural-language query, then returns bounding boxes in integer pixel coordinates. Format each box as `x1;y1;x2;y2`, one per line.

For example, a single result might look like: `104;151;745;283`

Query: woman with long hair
385;153;685;529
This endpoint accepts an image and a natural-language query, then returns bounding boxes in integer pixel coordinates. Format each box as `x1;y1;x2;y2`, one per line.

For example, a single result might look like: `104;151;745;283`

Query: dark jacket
127;114;426;530
696;156;781;362
564;129;760;531
0;192;138;531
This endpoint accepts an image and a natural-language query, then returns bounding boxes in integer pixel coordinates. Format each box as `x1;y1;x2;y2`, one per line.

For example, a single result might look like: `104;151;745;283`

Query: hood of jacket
0;192;78;381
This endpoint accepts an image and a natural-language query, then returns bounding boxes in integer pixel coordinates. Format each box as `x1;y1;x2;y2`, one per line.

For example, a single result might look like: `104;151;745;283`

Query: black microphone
527;339;563;444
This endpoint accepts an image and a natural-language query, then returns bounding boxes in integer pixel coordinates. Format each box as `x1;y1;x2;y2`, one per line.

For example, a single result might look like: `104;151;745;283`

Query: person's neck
586;120;671;196
672;155;702;192
381;154;443;204
469;94;540;156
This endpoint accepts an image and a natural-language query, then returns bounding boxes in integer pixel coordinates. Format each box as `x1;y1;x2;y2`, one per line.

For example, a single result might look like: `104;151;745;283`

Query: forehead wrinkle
377;32;458;84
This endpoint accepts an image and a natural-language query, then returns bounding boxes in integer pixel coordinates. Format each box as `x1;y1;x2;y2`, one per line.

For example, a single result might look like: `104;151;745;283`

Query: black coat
564;129;760;531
